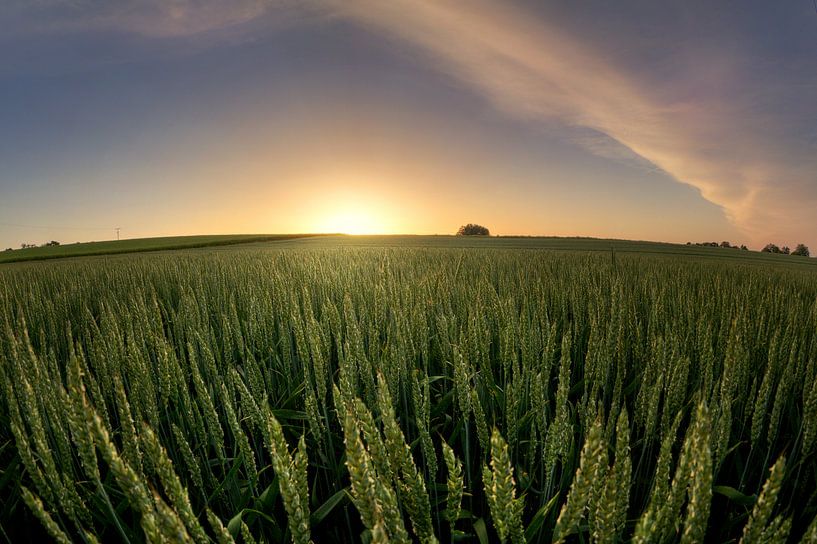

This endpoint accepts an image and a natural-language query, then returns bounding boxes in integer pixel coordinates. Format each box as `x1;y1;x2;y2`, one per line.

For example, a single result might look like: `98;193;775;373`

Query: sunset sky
1;1;816;249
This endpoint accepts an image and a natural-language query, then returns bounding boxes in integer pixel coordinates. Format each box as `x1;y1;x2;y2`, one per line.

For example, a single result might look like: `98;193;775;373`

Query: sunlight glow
309;203;388;235
291;176;410;235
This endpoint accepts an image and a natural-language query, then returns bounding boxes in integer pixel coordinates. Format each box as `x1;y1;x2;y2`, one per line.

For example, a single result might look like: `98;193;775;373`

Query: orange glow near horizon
288;182;408;235
313;208;384;235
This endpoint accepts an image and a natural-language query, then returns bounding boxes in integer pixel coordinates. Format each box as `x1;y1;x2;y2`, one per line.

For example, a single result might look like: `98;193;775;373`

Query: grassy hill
0;234;321;264
2;233;814;270
226;234;817;270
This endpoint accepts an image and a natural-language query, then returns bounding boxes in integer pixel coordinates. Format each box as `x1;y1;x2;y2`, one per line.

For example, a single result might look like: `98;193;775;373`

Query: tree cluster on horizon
687;241;748;250
687;241;811;257
762;243;810;257
17;241;60;250
456;224;490;236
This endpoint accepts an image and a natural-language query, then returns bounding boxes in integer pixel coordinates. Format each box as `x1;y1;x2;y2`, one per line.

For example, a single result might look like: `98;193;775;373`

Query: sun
297;181;399;235
316;208;383;235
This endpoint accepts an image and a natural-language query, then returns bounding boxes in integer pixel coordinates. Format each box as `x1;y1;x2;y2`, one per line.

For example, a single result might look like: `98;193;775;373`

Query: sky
1;1;816;249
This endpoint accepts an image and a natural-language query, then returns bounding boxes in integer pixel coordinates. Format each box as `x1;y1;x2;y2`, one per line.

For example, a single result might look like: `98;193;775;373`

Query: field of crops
1;245;816;543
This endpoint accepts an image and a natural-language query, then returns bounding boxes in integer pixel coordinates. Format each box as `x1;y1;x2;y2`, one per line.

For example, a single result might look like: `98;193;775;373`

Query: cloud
3;0;296;38
568;128;663;175
321;0;817;245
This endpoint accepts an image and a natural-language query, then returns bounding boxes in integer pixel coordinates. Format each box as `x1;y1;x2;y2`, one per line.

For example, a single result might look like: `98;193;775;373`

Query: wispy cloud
321;0;817;244
3;1;297;38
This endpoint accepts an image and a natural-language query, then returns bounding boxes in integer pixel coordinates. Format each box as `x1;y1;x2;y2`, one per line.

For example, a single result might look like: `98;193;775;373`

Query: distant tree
792;244;810;257
781;246;790;255
44;240;60;247
4;248;11;252
457;224;490;236
740;245;748;251
761;243;781;254
720;241;731;248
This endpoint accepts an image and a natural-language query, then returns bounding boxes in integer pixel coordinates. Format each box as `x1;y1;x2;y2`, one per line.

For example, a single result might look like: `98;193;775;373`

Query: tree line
761;243;810;256
5;241;61;251
687;241;810;257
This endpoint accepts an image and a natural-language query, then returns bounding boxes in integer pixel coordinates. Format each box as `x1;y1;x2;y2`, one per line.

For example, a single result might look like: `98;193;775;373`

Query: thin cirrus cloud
317;0;817;244
2;0;294;38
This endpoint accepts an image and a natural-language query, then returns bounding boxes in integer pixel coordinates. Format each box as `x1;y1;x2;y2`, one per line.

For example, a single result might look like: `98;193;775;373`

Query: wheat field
1;247;816;542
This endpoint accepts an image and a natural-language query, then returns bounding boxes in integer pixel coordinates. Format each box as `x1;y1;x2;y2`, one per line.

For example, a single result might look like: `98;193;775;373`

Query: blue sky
1;1;815;248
